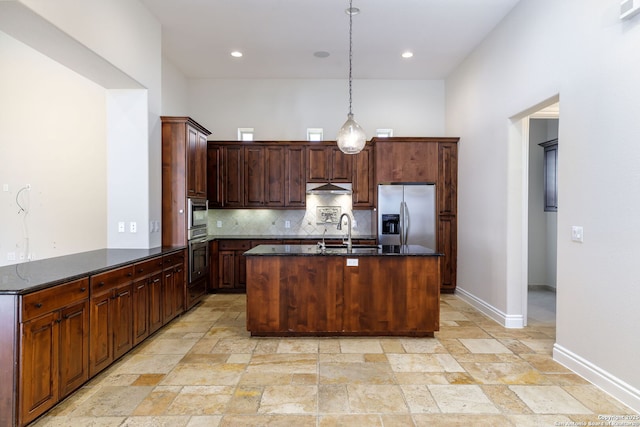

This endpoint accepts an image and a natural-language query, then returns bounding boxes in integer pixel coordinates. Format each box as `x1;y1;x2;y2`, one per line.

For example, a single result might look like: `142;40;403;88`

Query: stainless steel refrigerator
378;184;436;248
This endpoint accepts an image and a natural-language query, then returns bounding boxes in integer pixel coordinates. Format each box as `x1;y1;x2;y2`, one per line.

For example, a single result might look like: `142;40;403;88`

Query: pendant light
336;0;366;155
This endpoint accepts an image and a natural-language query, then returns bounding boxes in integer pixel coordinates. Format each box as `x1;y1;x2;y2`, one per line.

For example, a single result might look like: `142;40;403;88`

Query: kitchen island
245;244;442;337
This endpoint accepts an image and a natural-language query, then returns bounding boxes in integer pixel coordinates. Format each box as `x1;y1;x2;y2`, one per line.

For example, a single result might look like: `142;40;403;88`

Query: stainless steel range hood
306;182;352;195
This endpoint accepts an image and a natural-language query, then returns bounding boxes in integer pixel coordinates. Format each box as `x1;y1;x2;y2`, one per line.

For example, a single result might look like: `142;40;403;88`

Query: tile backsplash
208;194;375;237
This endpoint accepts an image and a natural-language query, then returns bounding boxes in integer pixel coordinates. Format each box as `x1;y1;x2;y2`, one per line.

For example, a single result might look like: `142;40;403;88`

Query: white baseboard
554;344;640;413
455;287;525;328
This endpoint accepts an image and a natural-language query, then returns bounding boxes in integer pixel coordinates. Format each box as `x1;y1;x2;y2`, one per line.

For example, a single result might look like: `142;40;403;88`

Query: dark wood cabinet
208;142;307;208
207;143;223;208
187;123;208;198
216;240;251;291
352;144;374;208
161;116;212;247
285;145;306;207
2;250;189;427
18;278;89;426
306;144;352;182
373;137;459;293
246;255;440;336
374;138;439;183
89;265;134;377
223;145;244;207
162;251;186;323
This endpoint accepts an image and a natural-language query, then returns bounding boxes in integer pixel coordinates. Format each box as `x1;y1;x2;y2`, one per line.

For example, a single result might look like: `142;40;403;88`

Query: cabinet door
58;300;89;398
438;143;458;215
437;216;457;292
306;146;329;182
132;278;149;346
265;146;286;206
218;251;236;289
89;292;112;377
195;130;208;197
236;249;247;289
352;145;374;208
187;125;199;197
375;140;438;183
112;284;133;360
148;272;163;334
207;144;223;207
329;147;352;182
20;312;59;425
163;269;176;323
224;146;244;207
172;262;186;317
285;146;306;207
244;146;266;206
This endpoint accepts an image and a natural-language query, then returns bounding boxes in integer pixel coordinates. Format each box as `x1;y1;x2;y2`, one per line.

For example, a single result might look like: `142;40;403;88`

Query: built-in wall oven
188;237;209;283
187;198;209;284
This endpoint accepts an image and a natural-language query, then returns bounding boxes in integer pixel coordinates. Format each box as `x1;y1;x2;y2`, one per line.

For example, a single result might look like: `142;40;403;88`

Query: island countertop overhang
244;244;443;257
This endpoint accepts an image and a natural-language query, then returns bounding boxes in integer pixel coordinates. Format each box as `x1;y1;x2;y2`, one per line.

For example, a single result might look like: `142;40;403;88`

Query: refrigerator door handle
403;201;410;245
399;201;404;245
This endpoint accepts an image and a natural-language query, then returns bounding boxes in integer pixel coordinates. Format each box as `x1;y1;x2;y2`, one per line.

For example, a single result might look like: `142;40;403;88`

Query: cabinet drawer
219;240;251;250
90;265;134;293
134;257;163;279
164;250;185;268
22;277;89;322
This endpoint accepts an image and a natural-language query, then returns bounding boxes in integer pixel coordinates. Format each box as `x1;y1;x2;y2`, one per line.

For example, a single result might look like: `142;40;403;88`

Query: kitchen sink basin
322;244;380;249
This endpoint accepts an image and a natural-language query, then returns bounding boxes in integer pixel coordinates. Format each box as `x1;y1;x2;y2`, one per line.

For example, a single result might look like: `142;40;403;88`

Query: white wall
447;0;640;410
188;79;445;140
161;57;190;116
0;0;163;253
0;31;107;266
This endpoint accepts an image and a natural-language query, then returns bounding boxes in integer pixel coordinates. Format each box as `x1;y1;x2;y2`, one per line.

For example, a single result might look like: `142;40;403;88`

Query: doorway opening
526;105;559;327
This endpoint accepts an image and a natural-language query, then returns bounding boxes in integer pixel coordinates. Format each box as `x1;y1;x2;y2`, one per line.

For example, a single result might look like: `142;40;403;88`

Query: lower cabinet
2;249;188;427
89;265;134;377
216;240;250;291
18;278;89;426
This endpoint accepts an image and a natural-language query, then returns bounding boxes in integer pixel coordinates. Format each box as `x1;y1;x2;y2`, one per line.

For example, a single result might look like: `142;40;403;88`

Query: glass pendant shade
337;113;366;154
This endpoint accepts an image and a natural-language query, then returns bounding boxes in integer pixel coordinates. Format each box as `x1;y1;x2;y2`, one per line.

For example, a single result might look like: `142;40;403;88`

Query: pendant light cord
348;0;354;116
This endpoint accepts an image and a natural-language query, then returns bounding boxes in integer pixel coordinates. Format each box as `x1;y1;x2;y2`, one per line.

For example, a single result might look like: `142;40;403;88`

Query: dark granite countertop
244;244;442;257
0;246;185;295
208;234;377;241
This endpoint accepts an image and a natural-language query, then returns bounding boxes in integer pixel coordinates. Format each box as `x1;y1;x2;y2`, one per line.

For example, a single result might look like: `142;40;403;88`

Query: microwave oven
188;198;208;239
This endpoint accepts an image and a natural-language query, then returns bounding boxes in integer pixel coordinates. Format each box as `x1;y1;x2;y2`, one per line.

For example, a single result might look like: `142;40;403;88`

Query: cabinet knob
80;287;86;292
98;282;105;287
35;303;42;308
127;272;133;277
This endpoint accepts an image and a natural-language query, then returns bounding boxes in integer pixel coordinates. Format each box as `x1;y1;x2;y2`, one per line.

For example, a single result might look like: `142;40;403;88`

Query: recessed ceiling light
401;51;414;59
230;51;243;58
314;51;330;58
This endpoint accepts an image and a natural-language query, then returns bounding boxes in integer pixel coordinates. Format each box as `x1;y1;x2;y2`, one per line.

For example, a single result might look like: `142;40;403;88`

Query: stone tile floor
33;293;637;426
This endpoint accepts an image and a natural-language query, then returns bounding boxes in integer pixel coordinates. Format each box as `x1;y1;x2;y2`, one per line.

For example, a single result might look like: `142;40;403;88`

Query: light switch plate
571;226;584;242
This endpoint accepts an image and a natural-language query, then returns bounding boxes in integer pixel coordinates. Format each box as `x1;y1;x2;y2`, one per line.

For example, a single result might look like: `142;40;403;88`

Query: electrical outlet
217;220;222;228
7;252;15;261
130;222;137;233
118;222;125;233
285;220;291;228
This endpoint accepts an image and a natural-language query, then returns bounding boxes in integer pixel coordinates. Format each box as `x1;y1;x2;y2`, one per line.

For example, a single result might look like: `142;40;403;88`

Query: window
238;128;254;141
307;128;323;141
376;129;393;138
539;138;558;212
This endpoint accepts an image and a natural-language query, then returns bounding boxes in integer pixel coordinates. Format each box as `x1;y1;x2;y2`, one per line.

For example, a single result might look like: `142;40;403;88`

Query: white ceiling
140;0;522;80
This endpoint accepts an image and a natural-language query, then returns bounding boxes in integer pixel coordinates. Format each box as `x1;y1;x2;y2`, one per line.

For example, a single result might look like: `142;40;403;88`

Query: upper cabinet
352;144;374;209
306;144;352;183
161;117;212;246
374;138;439;183
207;142;308;209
